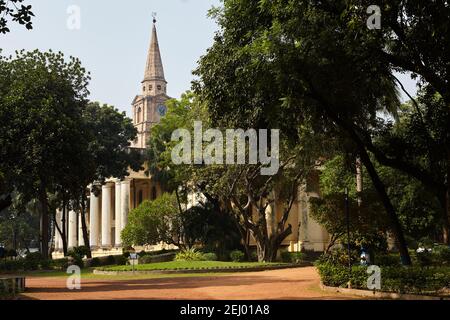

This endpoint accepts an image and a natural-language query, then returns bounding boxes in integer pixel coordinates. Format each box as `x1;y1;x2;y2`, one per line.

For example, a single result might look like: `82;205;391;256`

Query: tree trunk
61;203;68;256
254;225;292;262
444;151;450;244
313;98;412;265
39;186;49;259
80;191;92;258
358;147;411;265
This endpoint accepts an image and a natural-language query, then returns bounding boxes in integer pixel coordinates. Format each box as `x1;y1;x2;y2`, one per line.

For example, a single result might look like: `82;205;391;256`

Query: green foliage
0;0;34;34
317;248;360;267
121;193;179;248
69;246;89;258
412;245;450;267
175;248;205;262
0;259;24;272
373;254;401;267
50;258;69;270
23;252;44;270
202;252;218;261
280;251;305;263
113;255;127;266
230;250;245;262
316;262;368;288
316;261;450;294
67;247;86;268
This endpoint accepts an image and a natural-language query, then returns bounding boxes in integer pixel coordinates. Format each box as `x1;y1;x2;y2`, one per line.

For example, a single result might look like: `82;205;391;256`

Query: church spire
143;15;166;84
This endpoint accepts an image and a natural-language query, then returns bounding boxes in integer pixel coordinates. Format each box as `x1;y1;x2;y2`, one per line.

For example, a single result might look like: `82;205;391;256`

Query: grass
99;260;281;272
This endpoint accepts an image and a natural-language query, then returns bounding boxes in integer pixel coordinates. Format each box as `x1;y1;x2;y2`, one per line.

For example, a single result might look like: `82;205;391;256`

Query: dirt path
21;267;359;300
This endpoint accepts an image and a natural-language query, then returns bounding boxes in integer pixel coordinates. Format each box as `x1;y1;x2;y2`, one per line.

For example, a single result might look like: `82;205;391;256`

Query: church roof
143;21;166;83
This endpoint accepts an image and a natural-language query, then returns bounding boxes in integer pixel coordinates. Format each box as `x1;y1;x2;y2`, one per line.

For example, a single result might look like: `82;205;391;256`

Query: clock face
157;104;167;117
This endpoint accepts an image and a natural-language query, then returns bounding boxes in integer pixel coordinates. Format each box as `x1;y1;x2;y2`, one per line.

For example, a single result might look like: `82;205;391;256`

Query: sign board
129;259;139;266
130;253;138;260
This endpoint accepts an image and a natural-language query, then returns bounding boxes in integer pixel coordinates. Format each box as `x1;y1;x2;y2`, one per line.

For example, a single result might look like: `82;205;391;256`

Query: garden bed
316;261;450;298
94;261;310;275
320;282;449;300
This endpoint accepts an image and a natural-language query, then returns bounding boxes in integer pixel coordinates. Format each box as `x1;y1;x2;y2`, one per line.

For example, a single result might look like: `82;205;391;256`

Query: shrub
175;248;204;261
280;251;305;263
51;258;69;270
7;249;17;258
23;252;44;271
433;245;450;265
71;246;90;258
0;259;24;272
315;261;367;288
105;255;115;266
67;249;84;268
317;248;359;266
230;250;245;262
414;250;434;266
202;252;218;261
316;260;450;294
373;254;400;266
113;255;128;266
90;257;101;267
138;250;147;257
39;259;51;270
139;255;154;264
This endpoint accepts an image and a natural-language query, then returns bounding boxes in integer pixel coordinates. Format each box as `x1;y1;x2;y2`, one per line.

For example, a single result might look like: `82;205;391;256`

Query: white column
101;183;113;247
78;213;85;246
68;210;78;249
54;209;62;251
115;180;122;246
120;180;131;234
89;188;101;248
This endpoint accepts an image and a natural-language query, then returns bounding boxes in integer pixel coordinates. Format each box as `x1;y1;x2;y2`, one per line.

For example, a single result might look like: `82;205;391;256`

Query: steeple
131;14;170;149
142;15;167;96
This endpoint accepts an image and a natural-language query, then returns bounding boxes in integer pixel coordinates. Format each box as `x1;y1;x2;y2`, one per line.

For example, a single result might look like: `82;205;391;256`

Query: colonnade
54;179;131;251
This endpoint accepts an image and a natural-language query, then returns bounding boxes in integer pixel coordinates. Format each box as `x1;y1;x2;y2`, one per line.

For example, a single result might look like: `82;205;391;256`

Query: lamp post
344;187;351;273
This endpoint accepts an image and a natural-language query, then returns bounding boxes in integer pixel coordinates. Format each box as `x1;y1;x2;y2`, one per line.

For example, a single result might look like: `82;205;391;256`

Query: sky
2;0;418;117
2;0;222;116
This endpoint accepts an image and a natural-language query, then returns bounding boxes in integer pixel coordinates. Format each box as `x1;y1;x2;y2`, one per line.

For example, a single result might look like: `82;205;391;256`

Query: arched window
151;186;157;200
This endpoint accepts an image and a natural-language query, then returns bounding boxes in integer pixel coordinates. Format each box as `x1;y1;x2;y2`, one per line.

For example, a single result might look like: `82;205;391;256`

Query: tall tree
0;50;90;258
194;0;413;264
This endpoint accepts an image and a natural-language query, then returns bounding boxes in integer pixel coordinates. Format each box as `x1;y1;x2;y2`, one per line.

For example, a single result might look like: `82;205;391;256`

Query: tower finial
152;12;157;24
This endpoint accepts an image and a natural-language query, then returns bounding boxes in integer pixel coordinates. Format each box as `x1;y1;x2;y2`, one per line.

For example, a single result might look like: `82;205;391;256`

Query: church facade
53;20;329;258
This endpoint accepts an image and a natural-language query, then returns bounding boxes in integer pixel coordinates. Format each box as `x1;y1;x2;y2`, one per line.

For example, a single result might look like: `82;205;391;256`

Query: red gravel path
21;267;358;300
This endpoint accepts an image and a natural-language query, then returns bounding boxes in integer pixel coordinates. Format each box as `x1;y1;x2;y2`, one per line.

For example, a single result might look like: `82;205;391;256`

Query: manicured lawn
100;260;281;272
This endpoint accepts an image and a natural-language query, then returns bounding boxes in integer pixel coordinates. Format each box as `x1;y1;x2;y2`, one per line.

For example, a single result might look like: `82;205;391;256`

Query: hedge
316;261;450;295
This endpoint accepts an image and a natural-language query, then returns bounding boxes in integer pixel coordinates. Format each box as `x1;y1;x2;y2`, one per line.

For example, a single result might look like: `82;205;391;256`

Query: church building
53;18;329;258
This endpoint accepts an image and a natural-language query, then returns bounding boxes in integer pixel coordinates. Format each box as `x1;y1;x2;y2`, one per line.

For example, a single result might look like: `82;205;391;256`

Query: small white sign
130;253;138;260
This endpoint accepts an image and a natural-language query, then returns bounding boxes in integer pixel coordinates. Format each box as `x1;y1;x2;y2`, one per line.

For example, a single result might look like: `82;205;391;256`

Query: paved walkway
21;267;359;300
